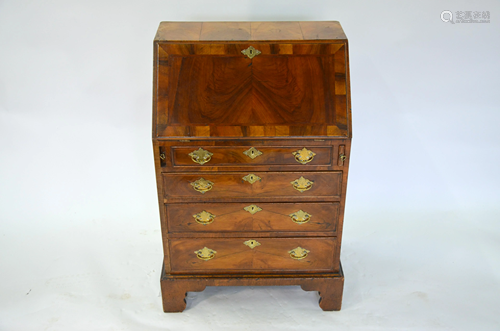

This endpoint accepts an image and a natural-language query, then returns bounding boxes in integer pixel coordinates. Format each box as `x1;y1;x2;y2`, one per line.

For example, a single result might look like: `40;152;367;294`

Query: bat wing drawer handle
194;247;217;261
188;148;213;165
290;176;314;193
289;210;311;224
292;148;316;164
288;247;310;260
190;178;214;194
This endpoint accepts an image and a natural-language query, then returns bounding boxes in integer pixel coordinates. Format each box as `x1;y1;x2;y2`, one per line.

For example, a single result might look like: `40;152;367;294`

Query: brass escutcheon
340;154;347;161
289;210;312;224
290;176;314;193
292;147;316;164
244;204;262;214
193;210;216;225
244;239;261;249
188;148;213;165
194;247;217;261
242;174;261;184
190;178;214;194
241;46;261;59
288;247;310;260
243;147;263;159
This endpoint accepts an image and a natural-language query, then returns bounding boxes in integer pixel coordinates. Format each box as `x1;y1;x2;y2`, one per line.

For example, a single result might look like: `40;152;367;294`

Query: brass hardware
194;247;217;261
244;239;261;249
289;210;312;224
290;176;314;193
188;148;213;165
159;153;166;161
288;247;310;260
338;145;346;166
190;178;214;194
292;148;316;164
193;210;216;225
242;174;261;184
241;46;261;59
244;204;262;214
243;147;263;159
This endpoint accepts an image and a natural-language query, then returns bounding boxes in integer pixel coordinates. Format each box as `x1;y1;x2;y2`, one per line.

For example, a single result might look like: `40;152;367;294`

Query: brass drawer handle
190;178;214;194
290;176;314;193
243;147;263;159
194;247;217;261
242;173;261;184
289;210;311;224
188;148;213;165
193;210;216;225
244;239;261;249
288;247;310;260
241;46;261;59
159;153;166;161
244;204;262;214
292;148;316;164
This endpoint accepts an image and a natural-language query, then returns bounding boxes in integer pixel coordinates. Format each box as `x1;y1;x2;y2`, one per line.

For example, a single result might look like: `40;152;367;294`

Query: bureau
152;21;352;312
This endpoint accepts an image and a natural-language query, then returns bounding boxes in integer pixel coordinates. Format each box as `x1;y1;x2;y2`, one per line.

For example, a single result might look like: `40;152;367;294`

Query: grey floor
1;209;498;330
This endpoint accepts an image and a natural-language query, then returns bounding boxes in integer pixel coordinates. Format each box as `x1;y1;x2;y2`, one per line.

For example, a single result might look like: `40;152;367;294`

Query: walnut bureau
152;21;352;312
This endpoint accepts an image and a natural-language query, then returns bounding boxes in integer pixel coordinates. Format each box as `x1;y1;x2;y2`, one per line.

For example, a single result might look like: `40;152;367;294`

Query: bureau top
153;21;351;140
155;21;347;42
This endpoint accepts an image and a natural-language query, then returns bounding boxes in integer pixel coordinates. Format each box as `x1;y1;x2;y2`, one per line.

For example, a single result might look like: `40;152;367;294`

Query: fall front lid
153;21;351;138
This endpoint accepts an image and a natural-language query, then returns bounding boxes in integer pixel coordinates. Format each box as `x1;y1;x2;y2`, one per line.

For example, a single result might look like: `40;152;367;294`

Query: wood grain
172;145;332;167
154;41;350;138
162;171;342;200
161;263;344;312
166;202;339;233
153;21;351;313
155;21;347;42
169;237;337;274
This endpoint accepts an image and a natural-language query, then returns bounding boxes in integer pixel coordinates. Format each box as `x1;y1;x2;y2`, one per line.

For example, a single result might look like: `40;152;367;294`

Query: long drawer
166;202;339;233
171;146;332;167
169;237;338;274
162;171;342;200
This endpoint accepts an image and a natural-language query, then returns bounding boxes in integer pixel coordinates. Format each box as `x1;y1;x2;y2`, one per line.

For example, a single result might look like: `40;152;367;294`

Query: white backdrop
1;0;499;330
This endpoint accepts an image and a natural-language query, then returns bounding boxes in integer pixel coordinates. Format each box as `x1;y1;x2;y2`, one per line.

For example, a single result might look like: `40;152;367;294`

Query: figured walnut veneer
152;21;352;312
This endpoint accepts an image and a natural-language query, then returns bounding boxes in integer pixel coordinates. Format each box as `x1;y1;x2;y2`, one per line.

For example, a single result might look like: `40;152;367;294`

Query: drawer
169;237;338;274
167;202;339;234
163;171;342;200
172;146;332;167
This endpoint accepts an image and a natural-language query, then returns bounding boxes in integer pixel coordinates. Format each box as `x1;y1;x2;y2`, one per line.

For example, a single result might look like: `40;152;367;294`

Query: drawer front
170;237;337;274
167;202;339;233
172;146;332;167
163;171;342;199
